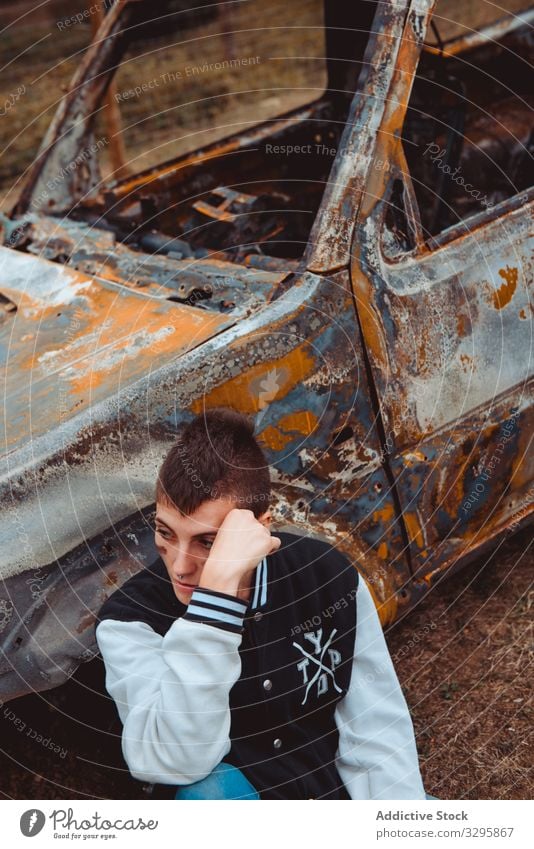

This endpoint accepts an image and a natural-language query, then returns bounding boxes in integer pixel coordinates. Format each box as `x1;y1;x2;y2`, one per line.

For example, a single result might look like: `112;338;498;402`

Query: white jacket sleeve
334;576;426;799
95;587;247;785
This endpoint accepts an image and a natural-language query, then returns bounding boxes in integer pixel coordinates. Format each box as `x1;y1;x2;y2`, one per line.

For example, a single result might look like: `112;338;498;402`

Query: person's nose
170;544;197;578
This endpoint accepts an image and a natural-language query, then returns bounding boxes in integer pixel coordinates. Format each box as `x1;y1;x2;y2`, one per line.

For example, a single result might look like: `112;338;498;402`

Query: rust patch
76;612;96;634
259;411;319;451
404;511;425;548
456;312;471;337
460;353;473;372
492;266;518;310
191;345;316;416
372;502;396;524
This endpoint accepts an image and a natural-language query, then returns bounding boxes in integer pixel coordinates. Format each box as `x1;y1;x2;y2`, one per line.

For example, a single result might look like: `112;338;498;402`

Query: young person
95;408;427;800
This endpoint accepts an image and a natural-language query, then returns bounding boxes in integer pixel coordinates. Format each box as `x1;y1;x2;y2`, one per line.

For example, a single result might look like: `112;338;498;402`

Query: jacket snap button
263;679;272;691
253;611;263;622
273;738;282;749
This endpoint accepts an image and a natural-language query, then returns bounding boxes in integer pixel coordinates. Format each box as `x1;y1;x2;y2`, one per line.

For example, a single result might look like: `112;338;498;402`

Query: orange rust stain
403;450;427;466
68;295;222;398
76;612;96;634
492;266;518;310
456;312;470;336
372;501;395;524
404;511;424;548
259;411;318;451
13;272;228;439
519;308;526;319
377;541;388;560
364;567;398;627
191;345;316;416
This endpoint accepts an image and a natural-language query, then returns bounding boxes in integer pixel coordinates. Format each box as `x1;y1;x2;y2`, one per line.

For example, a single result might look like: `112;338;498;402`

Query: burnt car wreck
0;0;532;701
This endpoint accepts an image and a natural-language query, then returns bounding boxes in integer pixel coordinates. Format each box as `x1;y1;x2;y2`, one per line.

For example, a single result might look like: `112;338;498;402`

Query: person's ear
258;509;271;526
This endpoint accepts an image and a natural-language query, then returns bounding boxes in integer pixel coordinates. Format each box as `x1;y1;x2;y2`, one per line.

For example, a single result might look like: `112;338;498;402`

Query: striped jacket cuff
183;587;248;633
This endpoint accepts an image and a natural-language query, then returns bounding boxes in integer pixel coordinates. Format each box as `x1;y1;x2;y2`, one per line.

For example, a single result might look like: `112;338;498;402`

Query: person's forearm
96;611;245;784
197;562;241;597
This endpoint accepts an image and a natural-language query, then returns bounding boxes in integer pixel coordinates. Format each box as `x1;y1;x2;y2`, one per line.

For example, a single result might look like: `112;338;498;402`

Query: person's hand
200;508;280;597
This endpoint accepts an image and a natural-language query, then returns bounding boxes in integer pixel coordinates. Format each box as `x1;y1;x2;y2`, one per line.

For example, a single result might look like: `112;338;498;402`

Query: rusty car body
0;0;532;700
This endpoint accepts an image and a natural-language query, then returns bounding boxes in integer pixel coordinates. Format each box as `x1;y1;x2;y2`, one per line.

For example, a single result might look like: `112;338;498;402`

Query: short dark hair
156;408;271;518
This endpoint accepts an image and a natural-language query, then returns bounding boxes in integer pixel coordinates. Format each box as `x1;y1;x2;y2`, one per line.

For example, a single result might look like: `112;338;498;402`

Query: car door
349;1;534;577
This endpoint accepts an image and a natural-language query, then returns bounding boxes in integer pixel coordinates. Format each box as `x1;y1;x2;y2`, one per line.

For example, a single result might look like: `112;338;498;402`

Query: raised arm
95;588;247;785
96;508;280;786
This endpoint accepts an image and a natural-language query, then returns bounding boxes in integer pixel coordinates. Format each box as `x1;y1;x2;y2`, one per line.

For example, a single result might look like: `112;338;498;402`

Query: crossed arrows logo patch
293;628;342;705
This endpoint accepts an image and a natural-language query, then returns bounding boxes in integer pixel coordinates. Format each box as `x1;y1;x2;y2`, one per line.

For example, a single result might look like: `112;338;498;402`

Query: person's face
155;497;271;604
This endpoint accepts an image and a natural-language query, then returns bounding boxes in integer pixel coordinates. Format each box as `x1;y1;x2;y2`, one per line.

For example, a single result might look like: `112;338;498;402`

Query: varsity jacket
95;531;426;800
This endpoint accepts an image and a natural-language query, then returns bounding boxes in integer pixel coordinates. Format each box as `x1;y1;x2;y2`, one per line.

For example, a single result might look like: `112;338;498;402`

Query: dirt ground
0;526;531;801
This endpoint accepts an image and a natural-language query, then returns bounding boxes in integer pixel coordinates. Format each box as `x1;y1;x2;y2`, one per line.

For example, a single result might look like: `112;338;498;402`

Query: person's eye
155;526;172;540
200;538;213;550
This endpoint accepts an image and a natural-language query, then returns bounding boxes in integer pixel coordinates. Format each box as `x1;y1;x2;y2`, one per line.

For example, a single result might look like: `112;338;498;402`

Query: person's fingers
269;535;281;552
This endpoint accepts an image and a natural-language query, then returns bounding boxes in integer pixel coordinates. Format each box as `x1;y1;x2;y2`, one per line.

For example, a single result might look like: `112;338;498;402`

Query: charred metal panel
305;0;431;273
20;216;289;314
389;394;533;578
0;507;157;701
0;246;237;457
349;3;534;575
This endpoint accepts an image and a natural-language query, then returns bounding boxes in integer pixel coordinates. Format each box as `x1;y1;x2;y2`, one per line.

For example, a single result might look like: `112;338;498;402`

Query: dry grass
387;527;533;799
0;0;325;199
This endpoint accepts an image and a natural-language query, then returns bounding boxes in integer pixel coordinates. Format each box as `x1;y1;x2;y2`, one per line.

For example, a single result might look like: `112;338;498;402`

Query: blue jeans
174;762;260;800
173;762;438;800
